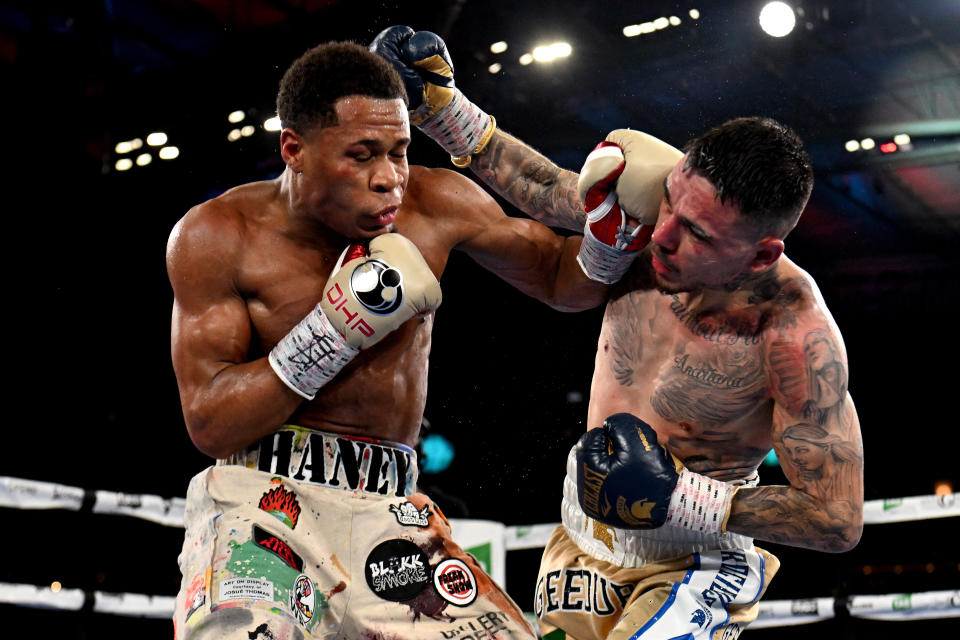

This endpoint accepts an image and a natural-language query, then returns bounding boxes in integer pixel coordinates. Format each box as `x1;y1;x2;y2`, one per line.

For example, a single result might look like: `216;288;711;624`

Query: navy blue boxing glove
575;414;740;534
370;25;495;166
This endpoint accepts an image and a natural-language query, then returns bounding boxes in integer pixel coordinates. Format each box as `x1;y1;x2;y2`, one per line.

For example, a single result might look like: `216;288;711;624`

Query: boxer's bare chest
590;287;775;479
236;220;435;440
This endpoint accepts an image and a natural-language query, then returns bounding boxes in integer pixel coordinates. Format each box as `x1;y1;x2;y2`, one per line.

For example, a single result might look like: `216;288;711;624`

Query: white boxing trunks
174;425;536;640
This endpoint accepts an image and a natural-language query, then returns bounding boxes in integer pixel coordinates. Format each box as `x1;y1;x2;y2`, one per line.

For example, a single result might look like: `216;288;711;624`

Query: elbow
839;521;864;552
183;410;233;460
825;519;863;553
544;286;608;313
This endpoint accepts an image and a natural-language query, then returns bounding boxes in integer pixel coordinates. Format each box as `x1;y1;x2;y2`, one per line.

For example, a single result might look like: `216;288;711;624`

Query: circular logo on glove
350;259;403;314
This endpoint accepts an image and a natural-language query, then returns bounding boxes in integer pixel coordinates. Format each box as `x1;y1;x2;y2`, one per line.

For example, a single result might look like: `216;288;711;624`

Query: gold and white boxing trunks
533;447;779;640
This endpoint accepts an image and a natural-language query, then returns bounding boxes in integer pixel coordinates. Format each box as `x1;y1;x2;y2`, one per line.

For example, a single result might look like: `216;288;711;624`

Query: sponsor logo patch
389;501;431;527
433;558;477;607
252;525;304;571
258;479;301;529
290;574;316;626
364;539;430;602
218;576;274;602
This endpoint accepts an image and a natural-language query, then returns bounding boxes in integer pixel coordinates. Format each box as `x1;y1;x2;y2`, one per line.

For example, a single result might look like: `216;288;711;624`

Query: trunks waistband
219;425;418;498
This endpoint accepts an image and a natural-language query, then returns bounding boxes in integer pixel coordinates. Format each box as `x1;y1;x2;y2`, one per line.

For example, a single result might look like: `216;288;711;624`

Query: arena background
3;0;959;637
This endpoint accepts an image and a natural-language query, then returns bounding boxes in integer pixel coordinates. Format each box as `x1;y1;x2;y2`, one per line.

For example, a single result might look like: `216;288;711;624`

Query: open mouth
361;207;398;230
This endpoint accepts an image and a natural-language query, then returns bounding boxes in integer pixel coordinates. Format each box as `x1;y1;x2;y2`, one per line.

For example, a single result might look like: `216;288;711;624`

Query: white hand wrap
418;89;495;162
665;468;739;536
576;224;642;284
269;306;360;400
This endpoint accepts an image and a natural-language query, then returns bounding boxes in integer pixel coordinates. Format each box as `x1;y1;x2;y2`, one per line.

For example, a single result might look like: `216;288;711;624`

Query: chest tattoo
605;292;651;387
650;346;767;428
668;295;764;346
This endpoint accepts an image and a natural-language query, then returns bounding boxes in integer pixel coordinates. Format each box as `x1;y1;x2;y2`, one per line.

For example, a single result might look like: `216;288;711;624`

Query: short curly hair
683;117;814;238
276;41;408;136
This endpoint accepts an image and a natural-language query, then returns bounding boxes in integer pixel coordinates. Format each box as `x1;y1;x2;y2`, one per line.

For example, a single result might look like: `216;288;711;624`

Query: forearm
470;130;585;232
548;236;610;311
726;484;863;552
181;359;303;459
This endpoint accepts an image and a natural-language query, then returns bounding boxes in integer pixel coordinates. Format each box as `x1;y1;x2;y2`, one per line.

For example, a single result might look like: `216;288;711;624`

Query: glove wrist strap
269;306;360;400
576;224;641;284
417;89;495;163
665;468;739;536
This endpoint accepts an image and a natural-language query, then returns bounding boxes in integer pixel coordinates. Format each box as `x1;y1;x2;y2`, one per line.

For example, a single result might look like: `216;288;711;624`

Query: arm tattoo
730;327;863;552
729;486;859;551
471;131;585;231
768;329;849;425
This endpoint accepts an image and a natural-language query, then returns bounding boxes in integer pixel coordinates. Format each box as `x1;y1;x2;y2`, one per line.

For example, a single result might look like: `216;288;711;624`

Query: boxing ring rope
2;476;959;626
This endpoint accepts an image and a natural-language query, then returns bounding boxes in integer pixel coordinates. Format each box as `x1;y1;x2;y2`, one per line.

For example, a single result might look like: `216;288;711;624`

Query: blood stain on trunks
404;582;452;622
327;581;347;598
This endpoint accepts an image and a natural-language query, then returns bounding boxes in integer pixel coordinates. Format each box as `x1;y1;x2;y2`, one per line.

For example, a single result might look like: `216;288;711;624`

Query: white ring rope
2;476;958;625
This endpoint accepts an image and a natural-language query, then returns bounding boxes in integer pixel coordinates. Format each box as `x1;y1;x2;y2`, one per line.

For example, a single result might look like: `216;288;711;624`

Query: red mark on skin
679;422;692;432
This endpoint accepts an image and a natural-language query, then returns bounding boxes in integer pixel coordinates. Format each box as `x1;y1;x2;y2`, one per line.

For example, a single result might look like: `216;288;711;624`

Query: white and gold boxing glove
577;130;683;283
269;234;442;399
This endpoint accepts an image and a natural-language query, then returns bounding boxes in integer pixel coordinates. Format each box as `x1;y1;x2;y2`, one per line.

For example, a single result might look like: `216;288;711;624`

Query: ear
747;237;785;273
280;128;303;171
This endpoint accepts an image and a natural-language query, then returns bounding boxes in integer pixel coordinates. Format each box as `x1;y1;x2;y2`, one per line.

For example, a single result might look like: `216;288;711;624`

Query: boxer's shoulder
167;182;280;288
756;256;838;336
404;164;499;221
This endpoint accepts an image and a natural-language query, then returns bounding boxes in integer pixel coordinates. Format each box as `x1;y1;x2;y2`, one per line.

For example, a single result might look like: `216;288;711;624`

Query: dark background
3;0;959;637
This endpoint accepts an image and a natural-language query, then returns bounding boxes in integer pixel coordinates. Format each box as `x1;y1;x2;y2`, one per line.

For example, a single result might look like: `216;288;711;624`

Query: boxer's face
295;96;410;240
649;161;767;293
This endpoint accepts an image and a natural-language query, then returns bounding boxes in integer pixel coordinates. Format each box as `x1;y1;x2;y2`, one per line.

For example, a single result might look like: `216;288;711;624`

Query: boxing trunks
534;447;779;640
174;425;536;640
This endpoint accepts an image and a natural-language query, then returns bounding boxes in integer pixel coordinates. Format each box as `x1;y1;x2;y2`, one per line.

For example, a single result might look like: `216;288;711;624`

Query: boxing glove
371;25;495;166
576;130;683;283
575;413;739;535
270;234;441;399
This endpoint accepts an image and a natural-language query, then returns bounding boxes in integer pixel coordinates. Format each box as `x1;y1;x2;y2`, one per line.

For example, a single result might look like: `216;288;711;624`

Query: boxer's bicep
727;324;863;551
766;323;863;508
167;210;252;408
